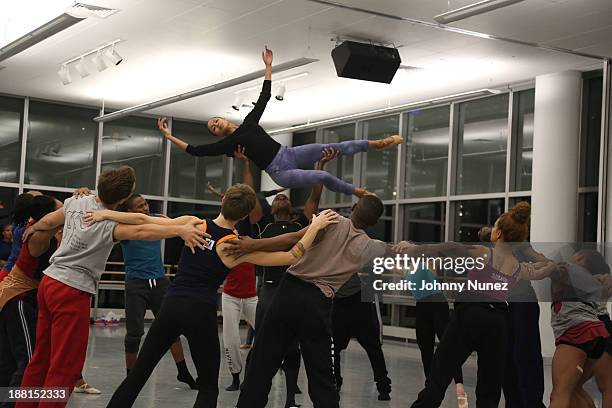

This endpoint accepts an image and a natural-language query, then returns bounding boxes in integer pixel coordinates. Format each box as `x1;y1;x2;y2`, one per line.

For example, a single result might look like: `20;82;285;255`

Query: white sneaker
74;383;101;394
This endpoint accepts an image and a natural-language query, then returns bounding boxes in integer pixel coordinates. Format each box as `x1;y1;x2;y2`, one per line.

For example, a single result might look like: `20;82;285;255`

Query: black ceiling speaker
331;40;401;84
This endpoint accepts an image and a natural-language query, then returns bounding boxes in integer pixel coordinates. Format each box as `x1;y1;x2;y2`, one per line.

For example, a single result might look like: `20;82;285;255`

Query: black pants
106;297;219;408
332;292;391;393
124;277;170;353
0;297;37;408
502;301;545;408
250;280;301;404
415;296;463;384
238;274;339;408
411;303;509;408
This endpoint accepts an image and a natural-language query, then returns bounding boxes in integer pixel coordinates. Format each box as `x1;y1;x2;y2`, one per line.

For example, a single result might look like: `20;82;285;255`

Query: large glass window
26;101;97;188
0;187;18;225
232;159;261;192
290;131;317;206
580;74;602;187
456;94;509;195
364;116;399;200
169;120;226;200
0;96;23;183
366;205;394;242
403;202;445;242
404;106;450;198
322;124;355;205
578;192;597;243
453;198;504;242
511;89;534;191
101;116;165;196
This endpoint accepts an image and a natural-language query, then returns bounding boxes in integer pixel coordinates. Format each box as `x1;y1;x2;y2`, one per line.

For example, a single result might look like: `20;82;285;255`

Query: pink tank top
464;248;521;302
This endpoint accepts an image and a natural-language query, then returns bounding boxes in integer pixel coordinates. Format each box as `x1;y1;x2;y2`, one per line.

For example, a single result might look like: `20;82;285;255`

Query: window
404;106;450;198
363;116;399;200
322;124;355;205
578;192;597;243
511;89;534;191
366;205;394;242
0;96;23;183
580;74;602;187
456;94;509;195
25;101;97;188
0;187;18;225
169;120;227;200
403;202;446;243
232;159;261;192
453;198;504;242
102;116;165;196
290;131;317;206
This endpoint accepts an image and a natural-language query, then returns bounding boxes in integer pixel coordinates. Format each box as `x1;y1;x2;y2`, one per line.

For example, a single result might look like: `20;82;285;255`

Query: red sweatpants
15;276;91;408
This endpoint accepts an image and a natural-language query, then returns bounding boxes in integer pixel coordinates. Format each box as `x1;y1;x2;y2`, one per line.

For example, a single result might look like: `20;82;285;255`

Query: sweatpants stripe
18;300;33;360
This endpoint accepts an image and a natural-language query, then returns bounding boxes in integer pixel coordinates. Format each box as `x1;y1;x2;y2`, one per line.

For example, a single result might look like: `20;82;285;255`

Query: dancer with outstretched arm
158;46;402;198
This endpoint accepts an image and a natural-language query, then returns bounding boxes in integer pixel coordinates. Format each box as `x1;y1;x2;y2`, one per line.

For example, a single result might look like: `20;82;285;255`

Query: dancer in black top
159;46;402;198
98;184;337;408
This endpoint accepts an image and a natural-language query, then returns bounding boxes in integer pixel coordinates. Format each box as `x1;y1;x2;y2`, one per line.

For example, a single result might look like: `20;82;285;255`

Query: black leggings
238;274;338;408
106;297;219;408
411;303;508;408
250;281;301;404
415;297;463;384
332;292;390;392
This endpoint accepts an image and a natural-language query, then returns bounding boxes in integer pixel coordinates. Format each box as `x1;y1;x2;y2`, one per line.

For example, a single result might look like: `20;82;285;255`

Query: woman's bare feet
353;187;372;198
369;135;403;150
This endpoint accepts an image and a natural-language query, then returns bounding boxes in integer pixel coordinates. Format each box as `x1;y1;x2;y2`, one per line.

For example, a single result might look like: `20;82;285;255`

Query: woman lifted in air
158;46;402;198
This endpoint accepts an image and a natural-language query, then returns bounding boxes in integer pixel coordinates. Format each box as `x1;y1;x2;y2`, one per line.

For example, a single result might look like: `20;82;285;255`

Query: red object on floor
15;276;91;408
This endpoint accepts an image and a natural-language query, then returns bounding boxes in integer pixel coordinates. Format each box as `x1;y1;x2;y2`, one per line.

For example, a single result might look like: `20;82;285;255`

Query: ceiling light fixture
275;84;286;101
104;45;123;65
94;58;318;123
74;57;89;78
232;96;242;111
434;0;524;24
269;88;501;135
57;64;72;85
92;50;108;72
0;3;119;63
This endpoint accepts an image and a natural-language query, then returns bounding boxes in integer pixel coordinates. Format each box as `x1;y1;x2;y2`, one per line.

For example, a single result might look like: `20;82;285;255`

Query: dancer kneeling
95;184;337;408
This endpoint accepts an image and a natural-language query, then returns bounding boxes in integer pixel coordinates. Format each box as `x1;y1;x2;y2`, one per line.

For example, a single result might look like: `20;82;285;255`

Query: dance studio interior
0;0;612;407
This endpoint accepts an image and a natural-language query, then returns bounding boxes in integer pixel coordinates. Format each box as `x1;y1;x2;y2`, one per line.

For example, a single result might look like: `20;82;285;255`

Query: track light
232;96;242;111
74;57;90;78
104;46;123;65
92;50;108;71
433;0;524;24
57;64;72;85
275;84;286;101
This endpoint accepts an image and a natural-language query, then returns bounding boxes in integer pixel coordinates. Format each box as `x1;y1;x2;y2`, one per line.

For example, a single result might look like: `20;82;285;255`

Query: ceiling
0;0;609;130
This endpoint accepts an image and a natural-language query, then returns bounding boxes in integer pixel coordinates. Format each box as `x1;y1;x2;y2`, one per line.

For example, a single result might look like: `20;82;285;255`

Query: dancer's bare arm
27;227;62;258
303;148;339;219
218;210;337;268
114;221;207;254
23;207;65;241
84;209;202;228
221;227;308;257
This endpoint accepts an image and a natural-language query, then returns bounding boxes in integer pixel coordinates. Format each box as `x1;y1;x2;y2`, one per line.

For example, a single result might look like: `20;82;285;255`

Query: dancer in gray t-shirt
15;166;208;408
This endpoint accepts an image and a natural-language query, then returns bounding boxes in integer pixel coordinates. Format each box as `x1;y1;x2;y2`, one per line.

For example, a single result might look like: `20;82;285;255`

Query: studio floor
68;324;602;408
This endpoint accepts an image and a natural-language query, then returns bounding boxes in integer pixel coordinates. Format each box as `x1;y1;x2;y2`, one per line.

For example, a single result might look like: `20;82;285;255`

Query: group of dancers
0;45;610;408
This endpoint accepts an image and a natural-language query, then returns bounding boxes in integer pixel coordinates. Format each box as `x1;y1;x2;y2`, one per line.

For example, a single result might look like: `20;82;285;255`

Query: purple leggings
265;140;369;195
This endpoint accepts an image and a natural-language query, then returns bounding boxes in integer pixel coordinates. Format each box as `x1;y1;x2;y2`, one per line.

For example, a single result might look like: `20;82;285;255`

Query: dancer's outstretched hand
391;241;416;253
221;236;256;257
84;210;109;226
310;209;338;231
234;145;249;162
157;117;171;138
179;219;208;254
262;46;273;66
316;148;339;170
